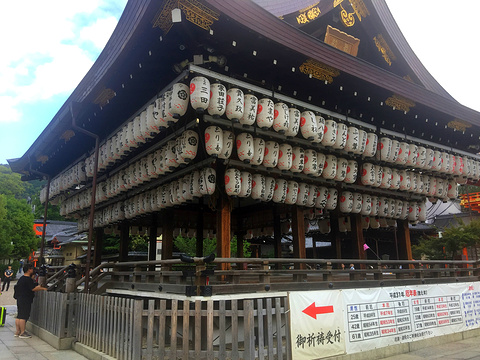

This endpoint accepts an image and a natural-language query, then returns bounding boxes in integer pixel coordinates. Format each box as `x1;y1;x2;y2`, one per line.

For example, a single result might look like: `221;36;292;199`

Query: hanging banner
289;281;480;359
289;290;346;359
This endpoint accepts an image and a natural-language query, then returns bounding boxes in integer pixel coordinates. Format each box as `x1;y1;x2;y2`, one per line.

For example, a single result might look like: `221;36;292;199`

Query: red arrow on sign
302;303;334;319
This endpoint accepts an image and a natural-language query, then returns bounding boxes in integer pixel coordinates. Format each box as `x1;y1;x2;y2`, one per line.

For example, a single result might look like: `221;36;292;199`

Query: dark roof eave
204;0;480;126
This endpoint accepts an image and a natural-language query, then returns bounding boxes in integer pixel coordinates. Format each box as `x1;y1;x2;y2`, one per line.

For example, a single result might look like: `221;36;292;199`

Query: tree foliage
174;235;252;258
412;217;480;260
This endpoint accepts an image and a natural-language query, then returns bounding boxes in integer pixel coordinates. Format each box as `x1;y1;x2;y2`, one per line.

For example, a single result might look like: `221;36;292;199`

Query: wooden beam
397;219;413;261
273;207;283;269
196;199;204;257
119;221;129;262
330;215;342;265
162;209;174;261
291;206;306;270
148;214;158;270
216;194;231;270
351;214;366;269
93;228;104;268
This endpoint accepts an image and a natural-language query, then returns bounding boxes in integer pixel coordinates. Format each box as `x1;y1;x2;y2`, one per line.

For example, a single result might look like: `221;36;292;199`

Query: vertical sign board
289;290;346;359
289;282;480;359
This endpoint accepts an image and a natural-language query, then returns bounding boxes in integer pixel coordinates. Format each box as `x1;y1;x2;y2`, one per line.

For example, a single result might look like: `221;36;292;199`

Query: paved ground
377;336;480;360
0;281;87;360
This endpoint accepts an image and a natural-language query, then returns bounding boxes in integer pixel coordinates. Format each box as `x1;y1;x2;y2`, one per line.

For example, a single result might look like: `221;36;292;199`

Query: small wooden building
9;0;480;272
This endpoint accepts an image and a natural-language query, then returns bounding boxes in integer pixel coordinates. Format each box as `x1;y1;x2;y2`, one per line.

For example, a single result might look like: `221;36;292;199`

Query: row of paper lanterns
40;162;86;203
45;74;479;204
57;130;199;214
76;167;216;231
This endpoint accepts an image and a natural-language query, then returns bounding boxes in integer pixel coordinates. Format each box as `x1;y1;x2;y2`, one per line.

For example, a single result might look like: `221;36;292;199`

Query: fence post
132;299;144;359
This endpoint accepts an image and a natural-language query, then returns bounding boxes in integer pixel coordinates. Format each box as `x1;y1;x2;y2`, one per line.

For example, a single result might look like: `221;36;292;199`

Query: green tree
174;235;252;257
412;218;480;260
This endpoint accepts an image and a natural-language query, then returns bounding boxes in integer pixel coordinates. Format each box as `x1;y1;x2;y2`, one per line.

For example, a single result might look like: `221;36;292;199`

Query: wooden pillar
148;215;158;271
397;219;413;261
291;206;306;270
162;209;174;260
93;228;104;268
216;194;231;270
351;214;366;269
330;216;342;265
119;221;129;262
196;200;204;257
273;207;283;260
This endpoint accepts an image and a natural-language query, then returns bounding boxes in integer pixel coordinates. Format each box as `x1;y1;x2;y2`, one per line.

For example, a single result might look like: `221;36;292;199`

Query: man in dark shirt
15;264;46;338
2;265;13;291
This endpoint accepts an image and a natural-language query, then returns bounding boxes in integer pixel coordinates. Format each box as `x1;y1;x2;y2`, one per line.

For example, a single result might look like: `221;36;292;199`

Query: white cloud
0;0;126;123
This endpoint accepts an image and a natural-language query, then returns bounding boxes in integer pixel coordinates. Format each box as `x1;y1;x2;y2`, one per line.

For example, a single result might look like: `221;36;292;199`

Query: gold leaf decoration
152;0;178;34
93;88;116;107
60;130;75;142
373;34;396;66
178;0;219;31
299;59;340;83
37;155;49;164
296;3;321;24
448;119;471;132
385;94;416;113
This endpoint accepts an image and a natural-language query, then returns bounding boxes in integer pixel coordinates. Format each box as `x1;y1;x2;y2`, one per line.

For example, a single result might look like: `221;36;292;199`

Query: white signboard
289;282;480;359
289;290;345;359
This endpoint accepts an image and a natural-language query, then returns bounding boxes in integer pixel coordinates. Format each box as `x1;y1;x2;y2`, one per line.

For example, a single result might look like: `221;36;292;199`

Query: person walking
14;264;47;338
2;265;14;291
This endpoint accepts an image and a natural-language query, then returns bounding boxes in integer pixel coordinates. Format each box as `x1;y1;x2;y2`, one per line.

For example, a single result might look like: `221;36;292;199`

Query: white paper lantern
408;202;419;221
153;97;168;129
286;108;300;137
322;155;337;179
252;137;265;166
363;132;378;157
339;191;354;213
285;181;299;205
370;196;379;216
180;130;199;162
333;123;348;150
296;183;309;206
352;193;363;214
165;140;178;170
273;178;288;203
421;175;430;195
239;171;252;198
208;83;226;117
377;137;392;162
378;197;389;217
251;174;266;200
199;168;216;195
325;188;338;210
277;143;293;171
190;171;202;198
334;157;348;182
322;119;337;147
263;141;279;168
390;169;401;190
380;167;392;189
344;127;360;153
361;194;372;215
291;147;305;173
170;83;190;118
447;179;458;199
162;91;175;124
205;126;223;157
306;185;317;207
395;142;409;165
236;133;254;163
454;155;463;176
303;149;318;176
190;76;210;113
374;165;383;188
440;152;450;173
416;146;427;169
315;186;329;209
399;170;409;191
360;163;375;186
300;111;317;140
273;102;289;133
418;202;427;222
226;88;244;122
256;98;274;129
240;94;258;125
316;152;326;177
431;150;442;171
425;148;434;170
390;140;400;163
263;177;276;202
218;130;234;160
355;129;367;155
225;168;241;196
313;115;325;143
406;144;418;167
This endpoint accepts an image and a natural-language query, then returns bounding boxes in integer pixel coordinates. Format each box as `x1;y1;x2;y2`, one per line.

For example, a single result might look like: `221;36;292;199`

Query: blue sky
1;0;479;166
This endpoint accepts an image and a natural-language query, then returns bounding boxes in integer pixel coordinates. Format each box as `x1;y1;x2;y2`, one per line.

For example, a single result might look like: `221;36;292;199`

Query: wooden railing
52;257;480;296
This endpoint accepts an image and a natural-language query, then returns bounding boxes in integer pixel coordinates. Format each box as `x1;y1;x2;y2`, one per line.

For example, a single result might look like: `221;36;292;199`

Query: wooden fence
30;291;291;360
